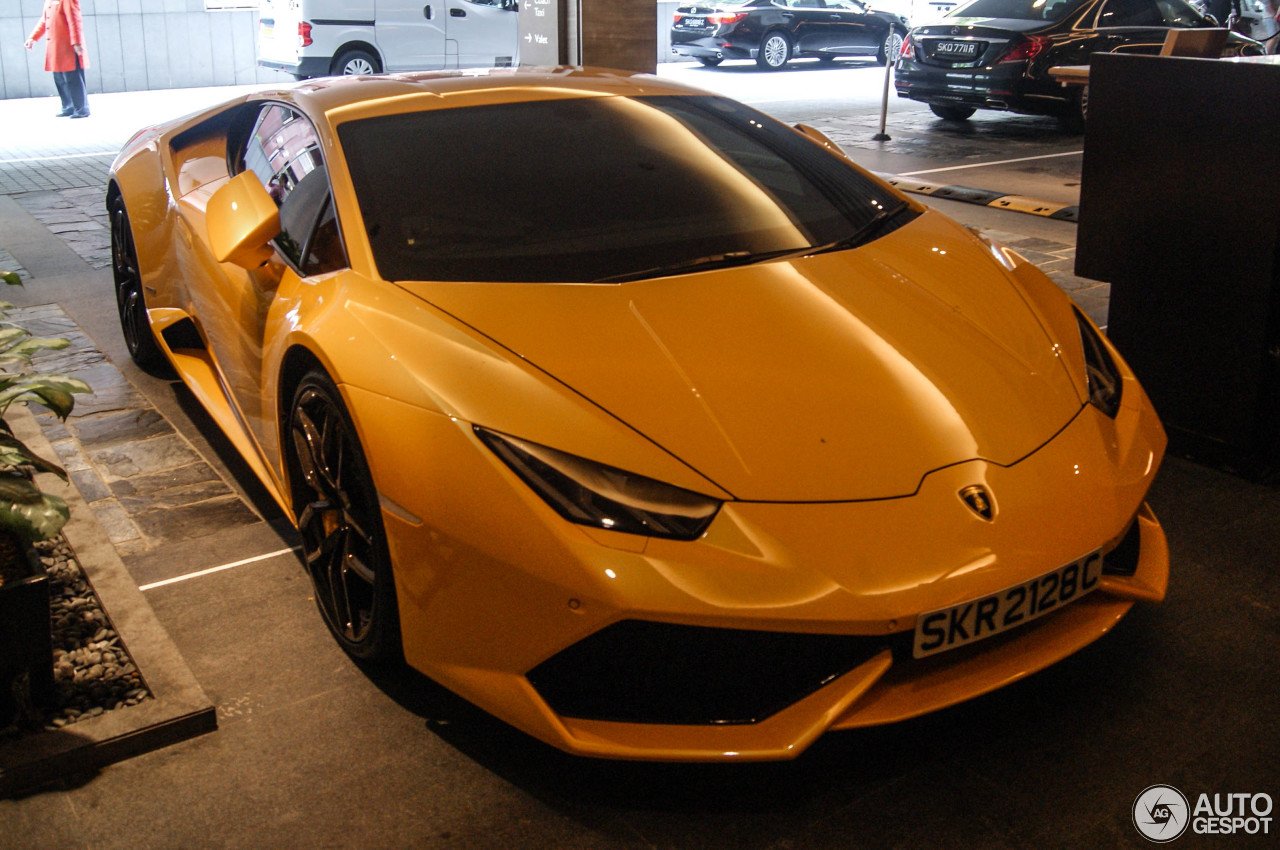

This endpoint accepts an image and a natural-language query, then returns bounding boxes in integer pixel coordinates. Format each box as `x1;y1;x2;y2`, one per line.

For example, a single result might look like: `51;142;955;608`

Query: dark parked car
671;0;910;70
894;0;1265;129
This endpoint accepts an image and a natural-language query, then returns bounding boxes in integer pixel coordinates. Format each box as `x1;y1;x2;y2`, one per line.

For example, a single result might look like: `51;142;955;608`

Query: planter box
0;532;55;720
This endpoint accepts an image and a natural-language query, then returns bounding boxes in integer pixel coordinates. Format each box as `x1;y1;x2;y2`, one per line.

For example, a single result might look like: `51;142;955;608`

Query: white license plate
934;40;979;60
261;23;274;39
685;17;706;27
913;550;1104;659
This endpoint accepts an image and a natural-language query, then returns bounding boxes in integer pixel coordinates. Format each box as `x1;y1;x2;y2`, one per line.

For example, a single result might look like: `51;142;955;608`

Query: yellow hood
400;212;1082;501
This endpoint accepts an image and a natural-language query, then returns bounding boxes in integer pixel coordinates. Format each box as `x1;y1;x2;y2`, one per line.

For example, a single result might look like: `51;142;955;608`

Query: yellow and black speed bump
875;172;1079;222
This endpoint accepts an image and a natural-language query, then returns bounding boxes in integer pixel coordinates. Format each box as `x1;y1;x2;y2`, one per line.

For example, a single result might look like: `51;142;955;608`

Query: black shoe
56;108;73;117
70;109;90;119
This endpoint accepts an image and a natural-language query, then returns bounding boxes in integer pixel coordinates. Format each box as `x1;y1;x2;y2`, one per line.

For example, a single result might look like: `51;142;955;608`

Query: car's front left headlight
475;427;722;541
1075;308;1123;418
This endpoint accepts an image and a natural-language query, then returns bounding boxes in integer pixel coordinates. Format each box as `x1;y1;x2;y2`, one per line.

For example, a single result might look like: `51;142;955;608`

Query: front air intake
526;620;885;726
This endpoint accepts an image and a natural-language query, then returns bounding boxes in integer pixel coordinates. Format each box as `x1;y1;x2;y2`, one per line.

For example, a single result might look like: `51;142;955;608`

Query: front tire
287;369;400;661
108;195;164;369
331;48;380;76
930;103;977;121
757;31;792;70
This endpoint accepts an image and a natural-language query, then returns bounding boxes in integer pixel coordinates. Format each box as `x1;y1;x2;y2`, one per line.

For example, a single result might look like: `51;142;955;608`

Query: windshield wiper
592;202;914;283
593;246;807;284
808;201;914;257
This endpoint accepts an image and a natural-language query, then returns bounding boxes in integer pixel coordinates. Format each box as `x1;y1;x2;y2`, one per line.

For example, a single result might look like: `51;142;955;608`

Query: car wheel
817;54;837;65
929;103;976;121
1059;85;1087;133
757;31;791;70
287;369;401;661
877;29;905;66
108;195;164;369
331;48;380;76
697;57;724;67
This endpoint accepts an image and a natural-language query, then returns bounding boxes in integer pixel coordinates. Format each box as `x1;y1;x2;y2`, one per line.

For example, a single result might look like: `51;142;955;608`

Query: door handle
450;7;466;15
829;13;841;19
423;5;432;18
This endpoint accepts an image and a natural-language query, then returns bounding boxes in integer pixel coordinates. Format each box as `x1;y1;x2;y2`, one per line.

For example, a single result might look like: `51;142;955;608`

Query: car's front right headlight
475;427;722;541
1075;308;1123;418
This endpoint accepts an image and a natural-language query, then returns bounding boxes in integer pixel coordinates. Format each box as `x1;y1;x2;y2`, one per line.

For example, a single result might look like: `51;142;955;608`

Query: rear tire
331;48;380;76
877;28;905;66
930;103;976;121
757;31;792;70
697;57;724;67
109;195;164;370
1059;85;1087;133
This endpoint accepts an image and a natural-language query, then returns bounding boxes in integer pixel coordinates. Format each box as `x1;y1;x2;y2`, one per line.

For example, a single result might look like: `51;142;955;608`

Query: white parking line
902;150;1084;176
138;547;302;592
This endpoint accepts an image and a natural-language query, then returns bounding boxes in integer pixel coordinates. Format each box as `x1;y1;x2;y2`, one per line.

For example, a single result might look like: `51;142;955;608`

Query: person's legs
67;59;89;117
51;71;73;116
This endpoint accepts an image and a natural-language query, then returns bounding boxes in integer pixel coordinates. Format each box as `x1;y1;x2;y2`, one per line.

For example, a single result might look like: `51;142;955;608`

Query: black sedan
894;0;1264;129
671;0;910;70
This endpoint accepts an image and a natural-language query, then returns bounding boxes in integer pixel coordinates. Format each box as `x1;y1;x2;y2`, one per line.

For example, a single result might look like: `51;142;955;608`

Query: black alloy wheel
757;31;792;69
109;195;164;369
930;103;977;121
288;370;400;661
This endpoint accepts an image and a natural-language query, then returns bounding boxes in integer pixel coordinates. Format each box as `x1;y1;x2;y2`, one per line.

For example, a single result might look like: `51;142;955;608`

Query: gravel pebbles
29;535;152;730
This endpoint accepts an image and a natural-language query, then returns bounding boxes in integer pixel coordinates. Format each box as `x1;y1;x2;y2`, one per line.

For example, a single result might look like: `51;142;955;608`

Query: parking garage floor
0;66;1277;849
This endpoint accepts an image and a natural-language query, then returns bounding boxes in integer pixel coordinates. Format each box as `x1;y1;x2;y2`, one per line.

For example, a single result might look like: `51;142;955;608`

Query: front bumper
349;334;1167;761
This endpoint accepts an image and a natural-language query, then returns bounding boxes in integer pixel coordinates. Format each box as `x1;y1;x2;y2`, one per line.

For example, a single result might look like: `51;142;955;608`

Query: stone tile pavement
12;188;111;270
16;304;261;561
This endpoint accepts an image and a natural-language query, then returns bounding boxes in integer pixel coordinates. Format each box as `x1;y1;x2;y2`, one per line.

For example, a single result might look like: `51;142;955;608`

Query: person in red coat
24;0;90;119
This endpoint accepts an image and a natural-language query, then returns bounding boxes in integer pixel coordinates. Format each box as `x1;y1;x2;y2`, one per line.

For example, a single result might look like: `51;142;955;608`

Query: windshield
947;0;1088;20
337;95;905;283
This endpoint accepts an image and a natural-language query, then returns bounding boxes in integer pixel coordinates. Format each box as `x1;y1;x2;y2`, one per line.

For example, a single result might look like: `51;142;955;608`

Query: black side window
1096;0;1162;26
240;104;347;276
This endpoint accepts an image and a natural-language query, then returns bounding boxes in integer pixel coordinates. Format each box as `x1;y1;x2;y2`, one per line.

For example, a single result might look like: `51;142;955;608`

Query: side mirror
207;171;281;269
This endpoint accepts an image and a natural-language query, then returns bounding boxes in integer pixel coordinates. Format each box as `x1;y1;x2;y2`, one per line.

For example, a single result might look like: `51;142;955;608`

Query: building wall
0;1;291;101
0;1;686;100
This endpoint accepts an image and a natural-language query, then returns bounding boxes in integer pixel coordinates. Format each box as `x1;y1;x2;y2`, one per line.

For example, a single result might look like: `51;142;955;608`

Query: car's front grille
527;620;886;725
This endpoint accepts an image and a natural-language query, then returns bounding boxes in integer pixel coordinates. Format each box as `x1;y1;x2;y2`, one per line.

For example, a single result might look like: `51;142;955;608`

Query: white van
258;0;519;79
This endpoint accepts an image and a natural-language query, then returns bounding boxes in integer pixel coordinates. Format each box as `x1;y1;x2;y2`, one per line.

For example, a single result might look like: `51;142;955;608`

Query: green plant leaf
0;431;68;480
0;271;20;287
0;490;69;540
0;327;29;351
0;386;74;418
0;374;91;419
0;336;72;364
0;473;44;504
